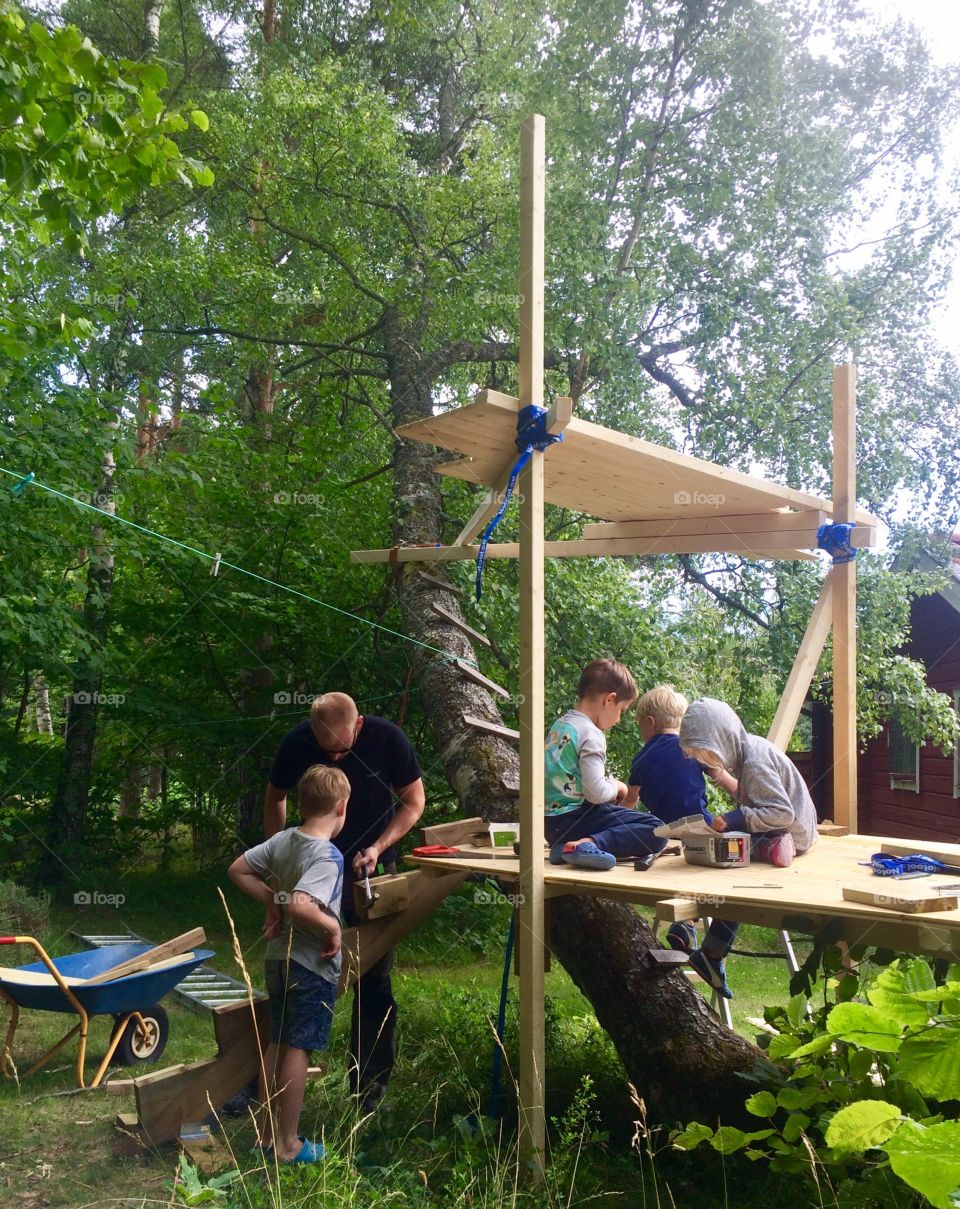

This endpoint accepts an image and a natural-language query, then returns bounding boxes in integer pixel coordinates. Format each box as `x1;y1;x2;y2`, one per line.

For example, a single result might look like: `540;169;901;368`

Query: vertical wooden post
517;112;546;1178
832;364;857;830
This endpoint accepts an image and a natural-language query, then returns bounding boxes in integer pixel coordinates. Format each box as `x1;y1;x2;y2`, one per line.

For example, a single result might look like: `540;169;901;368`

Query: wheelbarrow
0;931;214;1088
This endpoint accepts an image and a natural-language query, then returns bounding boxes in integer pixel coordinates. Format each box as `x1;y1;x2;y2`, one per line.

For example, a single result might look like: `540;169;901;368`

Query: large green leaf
896;1026;960;1100
824;1101;901;1154
867;959;938;1027
824;1003;905;1052
885;1121;960;1209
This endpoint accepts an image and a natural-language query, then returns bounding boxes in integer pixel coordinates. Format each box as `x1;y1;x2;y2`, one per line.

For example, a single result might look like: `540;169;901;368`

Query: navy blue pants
544;801;666;859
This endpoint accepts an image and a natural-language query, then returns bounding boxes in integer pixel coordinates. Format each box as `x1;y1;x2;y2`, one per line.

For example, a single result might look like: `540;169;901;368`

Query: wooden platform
395;389;880;528
410;834;960;960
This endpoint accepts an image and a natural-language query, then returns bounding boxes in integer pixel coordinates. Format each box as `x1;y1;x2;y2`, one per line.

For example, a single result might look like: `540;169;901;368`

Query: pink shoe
755;833;795;868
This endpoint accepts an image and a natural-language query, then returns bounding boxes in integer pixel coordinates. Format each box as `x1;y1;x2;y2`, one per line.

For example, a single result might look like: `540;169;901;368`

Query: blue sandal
284;1137;326;1164
561;841;616;871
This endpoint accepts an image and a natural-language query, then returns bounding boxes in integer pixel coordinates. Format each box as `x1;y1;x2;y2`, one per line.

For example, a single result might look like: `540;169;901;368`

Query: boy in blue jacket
624;685;737;949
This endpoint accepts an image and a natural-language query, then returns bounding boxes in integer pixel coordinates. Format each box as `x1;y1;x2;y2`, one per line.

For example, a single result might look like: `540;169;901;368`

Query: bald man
265;692;426;1112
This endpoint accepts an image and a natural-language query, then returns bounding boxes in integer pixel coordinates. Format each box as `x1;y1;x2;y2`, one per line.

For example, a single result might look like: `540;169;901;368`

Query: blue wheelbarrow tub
0;944;215;1014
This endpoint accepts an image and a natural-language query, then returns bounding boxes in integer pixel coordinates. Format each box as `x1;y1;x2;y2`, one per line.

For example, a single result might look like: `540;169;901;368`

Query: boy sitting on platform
623;684;737;951
228;764;348;1164
678;697;818;999
544;658;666;872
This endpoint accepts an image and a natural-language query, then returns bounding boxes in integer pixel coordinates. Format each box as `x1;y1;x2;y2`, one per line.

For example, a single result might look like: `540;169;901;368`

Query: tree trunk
385;310;769;1123
43;434;118;883
32;673;53;735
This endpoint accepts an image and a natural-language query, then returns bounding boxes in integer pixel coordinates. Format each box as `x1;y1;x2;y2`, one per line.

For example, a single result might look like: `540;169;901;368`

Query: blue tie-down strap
817;522;857;564
475;405;564;600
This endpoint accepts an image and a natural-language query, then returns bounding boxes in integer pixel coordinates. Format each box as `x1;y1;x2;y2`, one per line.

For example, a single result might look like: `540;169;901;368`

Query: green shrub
673;956;960;1208
0;879;50;938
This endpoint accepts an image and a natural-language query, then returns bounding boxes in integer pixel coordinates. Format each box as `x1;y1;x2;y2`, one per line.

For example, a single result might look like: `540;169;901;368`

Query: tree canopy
0;0;958;880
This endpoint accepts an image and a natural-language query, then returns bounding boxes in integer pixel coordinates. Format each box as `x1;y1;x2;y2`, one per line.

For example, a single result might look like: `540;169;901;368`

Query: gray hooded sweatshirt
679;698;818;854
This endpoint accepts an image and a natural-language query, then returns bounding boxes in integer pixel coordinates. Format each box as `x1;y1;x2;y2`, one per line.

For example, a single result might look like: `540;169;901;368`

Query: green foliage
674;957;960;1206
0;878;50;936
0;0;211;363
169;1154;239;1206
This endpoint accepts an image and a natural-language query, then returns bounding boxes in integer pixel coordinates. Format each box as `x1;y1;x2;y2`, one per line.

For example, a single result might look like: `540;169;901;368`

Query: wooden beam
581;511;827;539
417;570;463;596
116;998;270;1153
453;457;517;546
454;657;511;698
420;816;487;846
880;840;960;863
463;713;520;741
430;601;493;648
653;897;702;923
351;533;838;564
86;929;205;985
767;575;834;751
451;397;573;546
517;111;547;1179
832;364;858;831
842;885;959;914
338;868;469;993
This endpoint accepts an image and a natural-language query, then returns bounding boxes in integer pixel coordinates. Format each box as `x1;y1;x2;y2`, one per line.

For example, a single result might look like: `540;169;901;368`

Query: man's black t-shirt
268;715;422;865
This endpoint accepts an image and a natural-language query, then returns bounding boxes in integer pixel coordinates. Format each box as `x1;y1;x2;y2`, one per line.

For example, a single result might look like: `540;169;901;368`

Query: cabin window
888;717;920;793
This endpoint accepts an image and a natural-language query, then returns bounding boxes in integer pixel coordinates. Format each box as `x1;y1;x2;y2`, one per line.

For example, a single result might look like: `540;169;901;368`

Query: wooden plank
417;570;463;596
86;929;205;985
832;364;858;831
430;602;493;649
582;511;827;539
842;885;959;914
420;816;487;846
118;997;270;1153
453;458;518;547
399;396;883;525
767;576;834;750
463;713;520;741
351;870;418;920
880;840;960;863
352;532;837;564
653;897;701;923
338;868;469;992
817;821;849;837
454;657;511;699
517;111;547;1180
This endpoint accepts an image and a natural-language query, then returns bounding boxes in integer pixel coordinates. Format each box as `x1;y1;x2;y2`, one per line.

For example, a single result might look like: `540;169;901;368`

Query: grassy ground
0;872;816;1208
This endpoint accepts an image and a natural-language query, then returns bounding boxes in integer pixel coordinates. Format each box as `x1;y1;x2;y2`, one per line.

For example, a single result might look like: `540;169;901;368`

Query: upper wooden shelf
397;389;879;528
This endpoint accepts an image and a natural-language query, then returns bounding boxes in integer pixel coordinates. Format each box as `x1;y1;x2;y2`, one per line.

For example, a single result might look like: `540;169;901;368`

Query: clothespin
210;552;222;577
11;471;34;497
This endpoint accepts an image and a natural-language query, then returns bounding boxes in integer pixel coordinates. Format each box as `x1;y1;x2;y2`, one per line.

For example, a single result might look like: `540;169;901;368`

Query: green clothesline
1;464;475;668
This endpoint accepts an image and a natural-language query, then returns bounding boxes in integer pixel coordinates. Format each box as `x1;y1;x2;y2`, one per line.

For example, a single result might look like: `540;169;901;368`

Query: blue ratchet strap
818;522;857;564
475;404;564;600
868;853;945;877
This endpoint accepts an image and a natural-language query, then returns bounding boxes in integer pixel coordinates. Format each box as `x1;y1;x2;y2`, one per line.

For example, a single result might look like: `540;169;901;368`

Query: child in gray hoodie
677;697;818;998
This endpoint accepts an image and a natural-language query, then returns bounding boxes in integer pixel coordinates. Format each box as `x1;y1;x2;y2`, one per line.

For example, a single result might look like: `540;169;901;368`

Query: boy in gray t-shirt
228;764;348;1164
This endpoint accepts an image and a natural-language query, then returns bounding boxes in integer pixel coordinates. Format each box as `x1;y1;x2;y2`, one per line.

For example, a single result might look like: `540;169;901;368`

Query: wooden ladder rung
454;658;511;699
463;713;520;741
431;602;493;649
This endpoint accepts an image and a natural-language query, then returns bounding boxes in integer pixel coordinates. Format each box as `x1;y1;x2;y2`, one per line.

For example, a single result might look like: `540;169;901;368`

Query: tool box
681;832;751;868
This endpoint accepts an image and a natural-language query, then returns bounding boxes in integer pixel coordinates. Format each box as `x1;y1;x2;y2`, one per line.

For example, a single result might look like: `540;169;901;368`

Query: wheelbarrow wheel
111;1004;169;1066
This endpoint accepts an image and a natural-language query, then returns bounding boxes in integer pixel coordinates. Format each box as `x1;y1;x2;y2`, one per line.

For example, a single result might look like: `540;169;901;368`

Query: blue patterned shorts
265;958;337;1052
